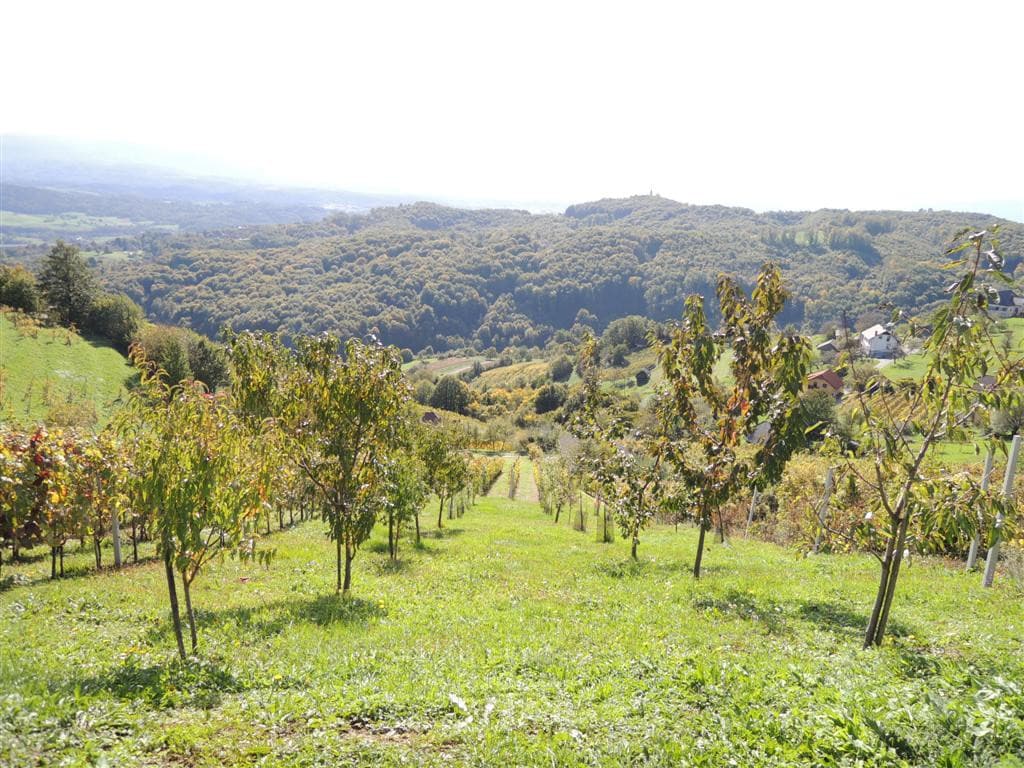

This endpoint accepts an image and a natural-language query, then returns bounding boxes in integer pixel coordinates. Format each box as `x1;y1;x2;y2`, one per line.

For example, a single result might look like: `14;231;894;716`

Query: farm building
860;324;901;358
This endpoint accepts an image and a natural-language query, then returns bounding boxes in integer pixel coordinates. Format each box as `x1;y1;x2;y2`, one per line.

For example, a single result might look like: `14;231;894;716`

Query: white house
860;324;901;358
990;290;1024;318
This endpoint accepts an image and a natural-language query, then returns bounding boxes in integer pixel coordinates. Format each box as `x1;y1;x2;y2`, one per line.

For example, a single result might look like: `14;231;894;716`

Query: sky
2;0;1022;219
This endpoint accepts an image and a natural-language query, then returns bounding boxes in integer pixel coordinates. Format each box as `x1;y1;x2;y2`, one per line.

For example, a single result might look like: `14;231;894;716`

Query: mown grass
0;312;136;427
1;497;1022;767
883;318;1024;383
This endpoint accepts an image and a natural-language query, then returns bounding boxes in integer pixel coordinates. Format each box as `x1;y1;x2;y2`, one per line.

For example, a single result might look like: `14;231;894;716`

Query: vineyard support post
111;509;122;568
983;434;1021;588
812;467;835;554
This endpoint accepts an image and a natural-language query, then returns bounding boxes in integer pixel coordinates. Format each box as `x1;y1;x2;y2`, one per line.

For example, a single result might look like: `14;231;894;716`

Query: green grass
0;210;138;231
883;318;1024;383
0;312;136;428
403;355;489;376
2;497;1022;766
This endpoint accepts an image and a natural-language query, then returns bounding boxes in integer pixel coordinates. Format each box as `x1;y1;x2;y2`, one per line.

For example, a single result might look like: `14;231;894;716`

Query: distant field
0;312;135;428
0;209;177;246
0;210;138;231
476;360;549;388
404;356;490;377
883;318;1024;382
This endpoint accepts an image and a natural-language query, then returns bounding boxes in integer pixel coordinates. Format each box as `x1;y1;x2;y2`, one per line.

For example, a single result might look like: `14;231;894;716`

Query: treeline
54;196;1021;352
1;241;229;391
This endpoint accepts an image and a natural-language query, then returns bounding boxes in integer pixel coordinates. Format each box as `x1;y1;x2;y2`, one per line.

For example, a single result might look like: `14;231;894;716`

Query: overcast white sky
3;0;1022;218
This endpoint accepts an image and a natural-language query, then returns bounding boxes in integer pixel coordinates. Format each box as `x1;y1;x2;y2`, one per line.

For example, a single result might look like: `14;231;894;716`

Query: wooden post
983;434;1021;588
111;509;122;569
746;489;759;536
812;467;835;554
966;447;994;570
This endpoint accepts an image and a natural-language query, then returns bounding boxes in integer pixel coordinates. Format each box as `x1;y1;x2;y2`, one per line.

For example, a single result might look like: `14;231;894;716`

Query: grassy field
883;318;1024;383
403;356;490;377
0;312;136;427
2;496;1022;766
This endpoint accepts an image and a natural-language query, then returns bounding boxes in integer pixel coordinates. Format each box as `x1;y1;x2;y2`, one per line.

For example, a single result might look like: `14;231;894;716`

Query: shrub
549;355;574;382
86;293;143;350
0;265;40;313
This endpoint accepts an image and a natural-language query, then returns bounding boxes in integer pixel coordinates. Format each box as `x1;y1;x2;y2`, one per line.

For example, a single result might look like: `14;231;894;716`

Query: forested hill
90;196;1024;352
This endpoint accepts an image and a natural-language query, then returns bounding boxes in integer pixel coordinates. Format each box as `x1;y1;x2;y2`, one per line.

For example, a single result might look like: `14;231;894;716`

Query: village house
860;324;901;358
989;290;1024;318
806;369;844;398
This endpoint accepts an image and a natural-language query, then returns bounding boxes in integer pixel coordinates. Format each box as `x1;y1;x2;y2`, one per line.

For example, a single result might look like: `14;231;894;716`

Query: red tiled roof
807;369;843;390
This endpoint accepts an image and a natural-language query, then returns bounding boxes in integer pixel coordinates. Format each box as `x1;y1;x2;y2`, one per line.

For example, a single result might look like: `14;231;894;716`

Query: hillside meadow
2;494;1022;767
0;311;135;427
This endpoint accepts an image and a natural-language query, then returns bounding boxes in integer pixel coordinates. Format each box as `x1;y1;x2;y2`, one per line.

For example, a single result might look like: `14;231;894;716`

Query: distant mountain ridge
61;195;1023;353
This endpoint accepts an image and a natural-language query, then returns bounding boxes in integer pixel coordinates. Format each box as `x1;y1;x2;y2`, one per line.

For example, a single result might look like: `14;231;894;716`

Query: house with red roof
806;369;844;398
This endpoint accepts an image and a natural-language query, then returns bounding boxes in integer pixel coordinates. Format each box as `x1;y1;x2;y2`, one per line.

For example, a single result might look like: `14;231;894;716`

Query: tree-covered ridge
91;196;1024;351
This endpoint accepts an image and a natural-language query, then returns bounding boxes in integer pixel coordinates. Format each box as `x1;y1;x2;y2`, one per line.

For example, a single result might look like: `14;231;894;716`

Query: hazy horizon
2;1;1022;221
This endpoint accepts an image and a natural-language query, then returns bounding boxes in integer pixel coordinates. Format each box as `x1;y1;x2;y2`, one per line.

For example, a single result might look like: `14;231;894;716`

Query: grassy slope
883;318;1024;383
0;313;135;428
2;498;1022;767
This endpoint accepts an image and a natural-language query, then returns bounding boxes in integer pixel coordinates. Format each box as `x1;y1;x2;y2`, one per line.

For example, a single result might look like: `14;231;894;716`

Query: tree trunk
94;536;102;570
182;574;198;654
448;495;454;520
631;537;638;560
864;525;898;647
163;549;186;661
343;542;354;595
111;509;122;568
59;546;64;577
414;512;421;545
388;514;395;559
693;510;709;579
437;496;445;528
51;546;57;579
554;503;561;524
131;517;138;563
335;537;343;593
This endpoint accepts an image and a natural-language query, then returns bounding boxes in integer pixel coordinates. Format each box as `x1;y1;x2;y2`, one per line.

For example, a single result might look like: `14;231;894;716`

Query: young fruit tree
381;449;429;560
834;229;1024;647
282;335;410;594
571;334;663;558
657;264;812;578
230;331;413;584
118;354;270;660
417;424;469;530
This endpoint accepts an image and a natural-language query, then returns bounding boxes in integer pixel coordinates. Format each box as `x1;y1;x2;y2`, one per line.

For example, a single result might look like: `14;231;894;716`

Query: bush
86;293;143;350
534;383;567;414
549;355;574;382
414;379;434;405
135;325;192;385
0;266;40;313
430;376;471;414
